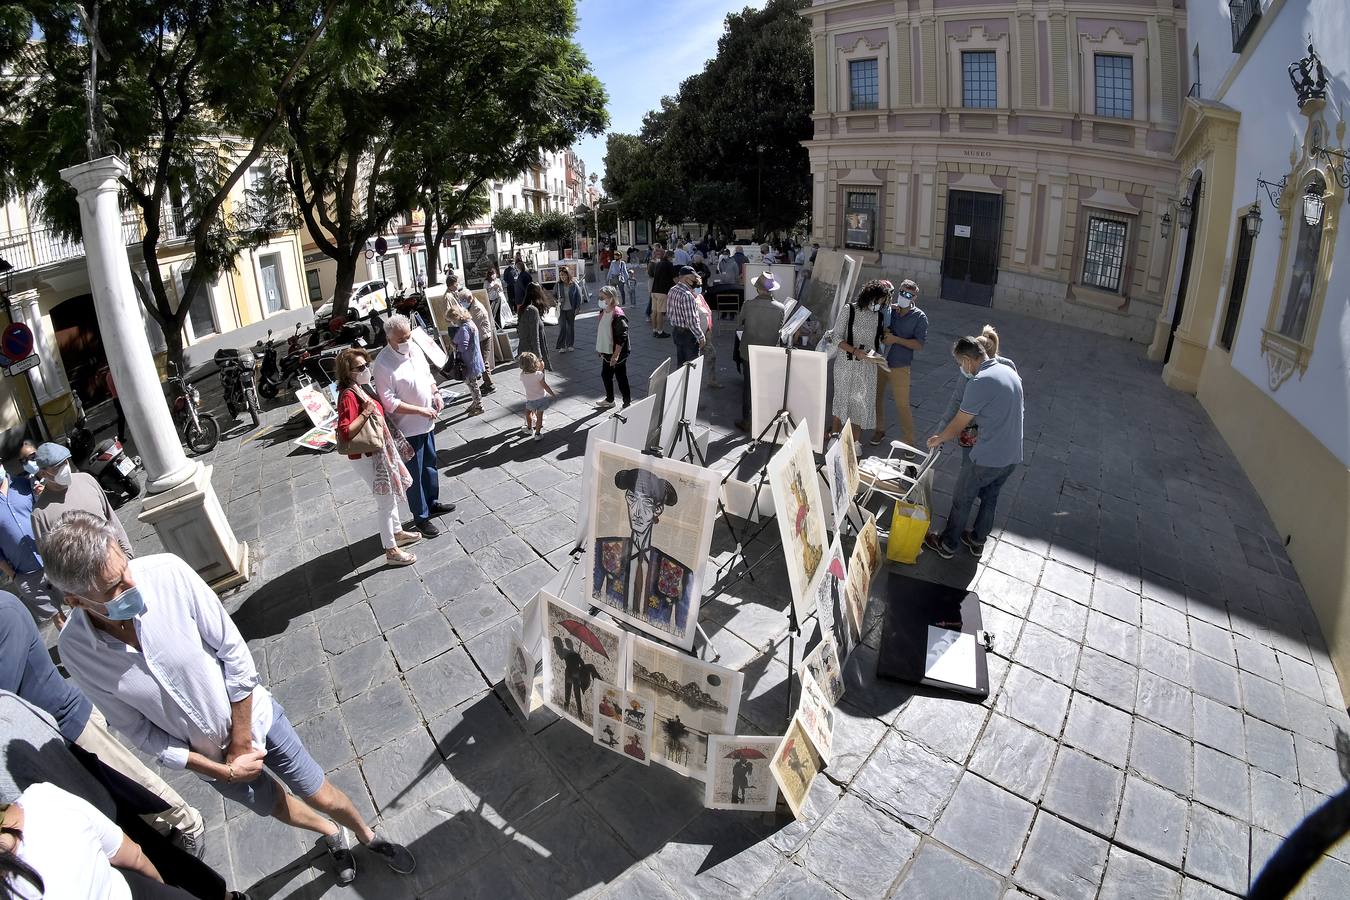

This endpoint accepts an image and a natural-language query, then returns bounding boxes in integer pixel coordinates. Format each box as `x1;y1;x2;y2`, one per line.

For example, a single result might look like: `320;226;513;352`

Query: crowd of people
0;230;1024;897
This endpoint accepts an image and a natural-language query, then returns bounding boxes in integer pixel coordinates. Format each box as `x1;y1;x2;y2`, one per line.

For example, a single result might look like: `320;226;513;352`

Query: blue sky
573;0;766;190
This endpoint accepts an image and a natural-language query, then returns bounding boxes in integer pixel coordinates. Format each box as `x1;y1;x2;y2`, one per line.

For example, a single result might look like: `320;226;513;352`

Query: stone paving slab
108;272;1350;899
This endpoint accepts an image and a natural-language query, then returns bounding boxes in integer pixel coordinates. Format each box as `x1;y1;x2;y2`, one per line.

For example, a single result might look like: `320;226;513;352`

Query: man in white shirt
47;512;416;887
374;314;455;539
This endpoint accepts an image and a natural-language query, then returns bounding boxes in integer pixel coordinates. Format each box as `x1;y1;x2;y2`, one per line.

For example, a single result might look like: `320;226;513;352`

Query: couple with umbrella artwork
554;615;611;724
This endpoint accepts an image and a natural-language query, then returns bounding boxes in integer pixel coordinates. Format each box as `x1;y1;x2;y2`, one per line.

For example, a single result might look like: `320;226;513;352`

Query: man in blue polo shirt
923;335;1024;558
0;460;59;626
871;278;928;447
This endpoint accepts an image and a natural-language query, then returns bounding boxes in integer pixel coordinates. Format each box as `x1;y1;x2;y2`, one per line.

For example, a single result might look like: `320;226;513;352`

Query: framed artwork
814;536;854;660
843;512;880;644
772;713;825;819
705;735;782;811
584;440;721;650
295;384;337;429
459;232;497;290
802;635;845;704
573;394;660;551
856;512;881;582
795;668;835;760
748;346;828;453
627;634;744;780
293;426;335;452
824;425;860;532
504;635;536;717
591;681;652;766
539;591;628;730
767;421;827;623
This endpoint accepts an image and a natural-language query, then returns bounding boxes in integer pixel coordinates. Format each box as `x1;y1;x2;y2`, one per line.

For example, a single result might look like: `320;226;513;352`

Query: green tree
0;1;337;369
602;0;811;235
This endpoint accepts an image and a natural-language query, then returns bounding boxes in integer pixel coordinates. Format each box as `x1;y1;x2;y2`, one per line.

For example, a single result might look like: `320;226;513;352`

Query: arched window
1273;173;1325;342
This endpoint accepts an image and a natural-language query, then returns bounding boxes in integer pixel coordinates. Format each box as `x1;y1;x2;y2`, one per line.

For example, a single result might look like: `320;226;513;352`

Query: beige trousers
75;706;204;837
874;365;915;445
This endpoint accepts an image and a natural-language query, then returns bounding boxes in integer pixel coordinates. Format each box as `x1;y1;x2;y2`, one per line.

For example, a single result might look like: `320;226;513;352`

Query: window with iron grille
844;192;878;249
1081;214;1128;292
1219;224;1254;350
849;59;879;110
1230;0;1262;53
1095;55;1133;119
962;51;997;108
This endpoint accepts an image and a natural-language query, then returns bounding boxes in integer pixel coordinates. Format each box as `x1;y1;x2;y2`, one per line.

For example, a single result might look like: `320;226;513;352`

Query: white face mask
354;369;373;386
896;291;914;309
51;462;73;487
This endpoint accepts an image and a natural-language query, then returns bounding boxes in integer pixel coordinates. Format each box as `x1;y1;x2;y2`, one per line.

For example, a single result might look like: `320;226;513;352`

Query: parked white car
314;280;389;318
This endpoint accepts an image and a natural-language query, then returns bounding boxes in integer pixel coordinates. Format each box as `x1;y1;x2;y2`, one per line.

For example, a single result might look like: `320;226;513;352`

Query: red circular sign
2;323;34;361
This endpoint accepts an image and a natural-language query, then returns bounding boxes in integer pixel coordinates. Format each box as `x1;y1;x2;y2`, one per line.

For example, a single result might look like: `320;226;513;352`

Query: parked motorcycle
213;347;262;428
167;364;220;455
66;394;143;507
255;324;310;399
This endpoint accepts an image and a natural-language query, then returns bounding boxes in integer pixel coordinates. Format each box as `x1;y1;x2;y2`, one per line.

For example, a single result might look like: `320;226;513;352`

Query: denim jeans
672;326;700;366
939;459;1018;550
404;430;440;521
608;280;627;305
556;307;577;349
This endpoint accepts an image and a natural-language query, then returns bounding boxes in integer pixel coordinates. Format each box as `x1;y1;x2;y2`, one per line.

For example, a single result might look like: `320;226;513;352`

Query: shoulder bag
336;388;385;456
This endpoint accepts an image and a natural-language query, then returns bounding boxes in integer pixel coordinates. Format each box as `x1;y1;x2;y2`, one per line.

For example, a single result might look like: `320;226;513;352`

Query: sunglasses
352;363;369;372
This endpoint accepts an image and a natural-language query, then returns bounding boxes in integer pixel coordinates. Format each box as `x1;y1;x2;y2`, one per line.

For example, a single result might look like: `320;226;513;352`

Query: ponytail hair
953;335;987;362
1;844;44;900
976;324;1000;358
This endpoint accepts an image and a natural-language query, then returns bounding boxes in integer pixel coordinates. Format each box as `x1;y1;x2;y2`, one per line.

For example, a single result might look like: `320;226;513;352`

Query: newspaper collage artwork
592;682;653;766
628;634;743;780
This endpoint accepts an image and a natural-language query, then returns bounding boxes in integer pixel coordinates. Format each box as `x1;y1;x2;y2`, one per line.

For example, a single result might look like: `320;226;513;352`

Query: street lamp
1244;202;1263;237
1302;182;1326;226
756;144;765;236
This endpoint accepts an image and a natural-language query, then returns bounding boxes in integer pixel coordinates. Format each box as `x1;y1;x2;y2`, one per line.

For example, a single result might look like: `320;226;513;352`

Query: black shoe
961;531;986;555
414;519;441;539
481;384;496;395
429;501;457;516
323;828;357;886
923;533;955;559
367;835;416;874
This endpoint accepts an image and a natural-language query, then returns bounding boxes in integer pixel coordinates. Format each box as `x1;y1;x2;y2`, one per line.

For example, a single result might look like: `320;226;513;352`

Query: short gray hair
384;313;412;337
39;510;121;595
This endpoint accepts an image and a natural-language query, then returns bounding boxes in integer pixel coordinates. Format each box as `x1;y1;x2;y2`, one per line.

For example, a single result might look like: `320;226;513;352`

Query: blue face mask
22;460;38;476
101;586;146;621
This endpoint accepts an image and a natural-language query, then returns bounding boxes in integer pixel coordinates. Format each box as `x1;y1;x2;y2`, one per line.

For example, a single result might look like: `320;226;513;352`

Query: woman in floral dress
829;279;893;440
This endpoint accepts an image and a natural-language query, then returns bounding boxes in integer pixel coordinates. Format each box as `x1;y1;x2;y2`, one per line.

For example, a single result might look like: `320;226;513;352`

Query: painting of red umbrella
724;747;769;760
540;591;626;730
559;619;610;657
705;734;782;811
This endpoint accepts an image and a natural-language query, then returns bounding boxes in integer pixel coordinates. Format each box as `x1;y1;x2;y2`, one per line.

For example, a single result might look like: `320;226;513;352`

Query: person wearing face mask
30;442;133;561
923;334;1024;559
0;452;58;628
15;443;40;495
47;512;417;888
373;314;454;539
871;278;928;447
828;279;890;442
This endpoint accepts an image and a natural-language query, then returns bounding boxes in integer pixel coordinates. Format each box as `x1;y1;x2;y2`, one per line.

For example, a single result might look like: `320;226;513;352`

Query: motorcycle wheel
246;389;262;428
259;381;279;400
187;416;221;455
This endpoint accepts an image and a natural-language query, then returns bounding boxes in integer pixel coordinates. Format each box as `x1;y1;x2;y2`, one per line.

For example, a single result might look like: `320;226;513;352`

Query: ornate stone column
60;157;249;590
6;288;69;404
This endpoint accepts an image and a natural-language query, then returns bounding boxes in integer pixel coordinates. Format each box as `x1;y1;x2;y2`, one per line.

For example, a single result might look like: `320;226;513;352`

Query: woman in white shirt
0;781;190;899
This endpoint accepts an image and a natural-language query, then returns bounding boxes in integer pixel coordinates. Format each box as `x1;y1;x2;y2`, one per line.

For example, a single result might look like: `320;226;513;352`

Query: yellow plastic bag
887;500;929;564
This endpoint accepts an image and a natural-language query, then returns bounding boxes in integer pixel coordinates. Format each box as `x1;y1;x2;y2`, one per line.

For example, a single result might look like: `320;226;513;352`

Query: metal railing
1230;0;1262;53
0;212;142;272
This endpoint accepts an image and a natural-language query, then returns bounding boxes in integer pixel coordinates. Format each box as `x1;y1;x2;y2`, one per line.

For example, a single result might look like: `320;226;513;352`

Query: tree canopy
602;0;811;237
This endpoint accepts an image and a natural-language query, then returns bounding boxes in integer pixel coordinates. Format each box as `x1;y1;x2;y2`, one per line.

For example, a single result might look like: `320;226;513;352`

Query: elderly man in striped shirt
666;266;706;367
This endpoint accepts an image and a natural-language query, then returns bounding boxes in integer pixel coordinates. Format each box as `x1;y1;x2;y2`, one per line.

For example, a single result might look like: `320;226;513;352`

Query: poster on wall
460;232;497;291
767;421;827;623
627;634;744;780
634;220;650;245
539;591;628;730
620;221;633;247
748;346;828;453
705;735;782;812
584;440;720;650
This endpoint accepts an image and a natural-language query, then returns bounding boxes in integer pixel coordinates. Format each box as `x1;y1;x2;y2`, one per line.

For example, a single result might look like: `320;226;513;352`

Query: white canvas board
409;326;448;371
538;591;628;730
572;394;660;551
924;627;980;690
705;735;782;812
296;384;337;429
583;440;721;650
504;635;536;717
766;422;827;623
627;633;744;780
748;346;828;454
659;356;703;457
645;359;671;452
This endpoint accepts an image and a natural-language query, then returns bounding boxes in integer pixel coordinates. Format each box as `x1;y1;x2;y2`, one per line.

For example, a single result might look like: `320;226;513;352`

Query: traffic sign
3;354;39;375
2;323;34;361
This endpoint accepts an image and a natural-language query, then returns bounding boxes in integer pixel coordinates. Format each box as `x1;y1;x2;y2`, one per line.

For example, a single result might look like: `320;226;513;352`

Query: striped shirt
666;283;705;342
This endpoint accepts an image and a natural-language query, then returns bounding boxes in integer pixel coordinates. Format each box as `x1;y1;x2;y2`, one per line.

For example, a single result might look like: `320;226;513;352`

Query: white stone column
61;156;249;590
5;288;69;404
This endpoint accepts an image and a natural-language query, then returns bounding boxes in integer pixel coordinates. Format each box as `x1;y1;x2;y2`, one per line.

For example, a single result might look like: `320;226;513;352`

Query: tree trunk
333;252;360;316
161;322;186;376
423;217;440;287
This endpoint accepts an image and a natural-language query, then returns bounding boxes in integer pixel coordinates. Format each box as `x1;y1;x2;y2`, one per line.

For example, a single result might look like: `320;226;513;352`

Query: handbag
336;388;385;456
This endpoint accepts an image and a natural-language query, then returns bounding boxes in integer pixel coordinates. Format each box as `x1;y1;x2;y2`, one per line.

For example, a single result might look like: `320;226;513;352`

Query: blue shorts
209;701;326;815
525;397;552;412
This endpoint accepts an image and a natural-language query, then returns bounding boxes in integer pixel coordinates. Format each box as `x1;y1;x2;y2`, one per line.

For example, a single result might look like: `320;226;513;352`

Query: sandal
466;405;484;416
395;530;422;548
384;549;417;567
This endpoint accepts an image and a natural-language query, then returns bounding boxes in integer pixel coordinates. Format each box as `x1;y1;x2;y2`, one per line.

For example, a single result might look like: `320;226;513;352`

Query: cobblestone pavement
115;273;1350;899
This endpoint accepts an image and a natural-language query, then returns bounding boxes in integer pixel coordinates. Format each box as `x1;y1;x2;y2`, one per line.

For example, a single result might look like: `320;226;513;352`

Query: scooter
213;347;262;428
167;363;220;455
66;394;143;507
255;324;315;399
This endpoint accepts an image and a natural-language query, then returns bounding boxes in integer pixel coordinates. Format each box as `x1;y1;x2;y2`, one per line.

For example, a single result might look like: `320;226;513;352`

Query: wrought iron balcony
1230;0;1262;53
0;212;142;273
